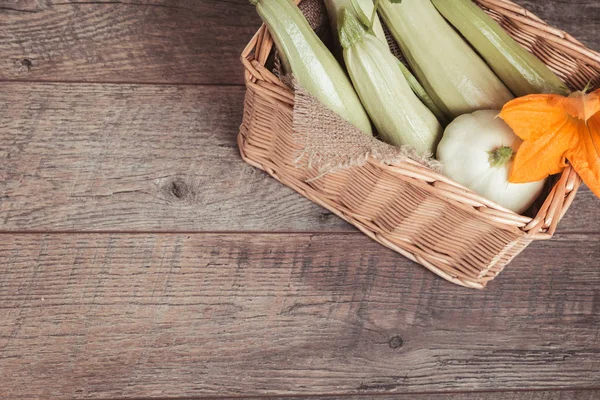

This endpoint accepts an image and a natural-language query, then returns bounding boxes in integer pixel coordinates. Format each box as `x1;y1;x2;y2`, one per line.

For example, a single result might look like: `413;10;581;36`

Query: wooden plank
1;233;599;399
126;391;600;400
0;1;597;85
1;82;597;233
268;392;600;400
0;0;260;85
0;82;349;232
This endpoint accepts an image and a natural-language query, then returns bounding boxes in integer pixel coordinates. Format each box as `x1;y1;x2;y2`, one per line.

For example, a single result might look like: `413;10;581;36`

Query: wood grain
0;82;349;232
0;0;597;85
269;392;600;400
1;2;599;399
1;233;599;399
1;82;598;233
132;391;600;400
0;0;260;85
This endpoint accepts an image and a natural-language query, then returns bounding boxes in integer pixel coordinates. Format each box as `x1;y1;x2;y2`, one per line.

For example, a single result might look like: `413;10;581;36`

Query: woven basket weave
239;0;600;288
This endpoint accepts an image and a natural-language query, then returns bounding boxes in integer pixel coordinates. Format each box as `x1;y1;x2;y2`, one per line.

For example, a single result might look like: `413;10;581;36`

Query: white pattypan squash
437;110;546;214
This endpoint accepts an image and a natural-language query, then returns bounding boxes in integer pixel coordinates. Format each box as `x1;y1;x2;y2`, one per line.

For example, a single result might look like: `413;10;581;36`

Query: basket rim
240;0;594;239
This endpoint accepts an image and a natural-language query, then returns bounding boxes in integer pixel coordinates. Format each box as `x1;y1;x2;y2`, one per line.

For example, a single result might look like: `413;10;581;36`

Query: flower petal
583;89;600;121
567;113;600;197
500;94;573;142
509;117;579;183
550;89;600;121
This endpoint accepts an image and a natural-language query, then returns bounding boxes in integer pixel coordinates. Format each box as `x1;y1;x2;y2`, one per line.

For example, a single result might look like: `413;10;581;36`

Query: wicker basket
238;0;600;288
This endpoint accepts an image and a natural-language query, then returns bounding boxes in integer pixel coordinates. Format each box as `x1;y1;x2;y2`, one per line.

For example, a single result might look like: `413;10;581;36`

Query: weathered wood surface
0;0;597;85
1;0;600;399
273;392;600;400
1;82;598;233
0;82;349;232
0;0;260;85
1;233;599;399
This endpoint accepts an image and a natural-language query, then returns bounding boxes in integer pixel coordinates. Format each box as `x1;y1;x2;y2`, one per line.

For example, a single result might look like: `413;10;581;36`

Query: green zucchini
339;8;443;154
379;0;514;120
431;0;570;96
250;0;372;134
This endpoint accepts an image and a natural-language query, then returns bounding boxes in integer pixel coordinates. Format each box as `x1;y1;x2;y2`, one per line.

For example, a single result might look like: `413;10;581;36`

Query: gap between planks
0;79;247;87
0;231;599;236
95;387;600;400
0;230;361;235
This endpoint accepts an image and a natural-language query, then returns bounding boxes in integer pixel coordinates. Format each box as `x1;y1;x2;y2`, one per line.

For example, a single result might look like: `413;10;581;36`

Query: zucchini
379;0;514;119
431;0;570;96
250;0;373;134
339;8;443;154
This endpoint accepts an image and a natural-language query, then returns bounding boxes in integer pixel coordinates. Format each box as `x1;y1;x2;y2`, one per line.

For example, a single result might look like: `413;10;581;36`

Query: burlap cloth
276;0;441;175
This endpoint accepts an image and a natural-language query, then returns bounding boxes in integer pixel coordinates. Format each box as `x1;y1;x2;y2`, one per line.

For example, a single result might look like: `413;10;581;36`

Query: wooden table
1;1;599;399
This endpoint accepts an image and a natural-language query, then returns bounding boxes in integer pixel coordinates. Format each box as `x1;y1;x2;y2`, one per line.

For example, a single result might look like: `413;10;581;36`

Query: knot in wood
389;336;404;349
162;178;193;201
16;58;33;73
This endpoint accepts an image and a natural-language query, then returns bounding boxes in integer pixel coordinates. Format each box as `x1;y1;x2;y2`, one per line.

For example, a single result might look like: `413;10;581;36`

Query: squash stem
488;146;514;168
339;8;367;49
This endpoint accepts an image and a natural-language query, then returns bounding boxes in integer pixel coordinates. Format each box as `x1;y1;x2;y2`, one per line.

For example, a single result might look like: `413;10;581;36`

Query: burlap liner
292;82;442;175
300;0;330;34
273;0;441;176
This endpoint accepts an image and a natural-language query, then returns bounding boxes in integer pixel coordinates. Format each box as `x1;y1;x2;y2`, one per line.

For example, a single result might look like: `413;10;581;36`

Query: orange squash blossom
499;88;600;198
